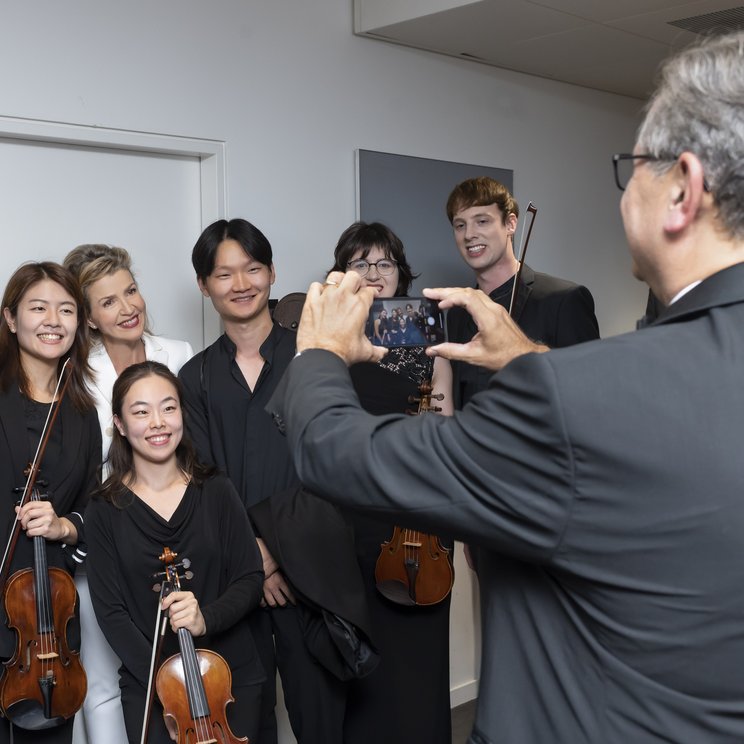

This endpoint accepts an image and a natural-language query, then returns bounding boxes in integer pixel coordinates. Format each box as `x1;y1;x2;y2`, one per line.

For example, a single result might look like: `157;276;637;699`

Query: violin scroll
151;550;193;594
406;380;444;415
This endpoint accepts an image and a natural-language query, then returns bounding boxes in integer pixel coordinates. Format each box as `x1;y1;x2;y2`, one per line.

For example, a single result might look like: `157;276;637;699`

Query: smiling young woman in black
84;361;264;744
0;262;101;744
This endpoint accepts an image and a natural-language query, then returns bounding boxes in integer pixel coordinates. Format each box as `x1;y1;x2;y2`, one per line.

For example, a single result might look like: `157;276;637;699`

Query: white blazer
87;334;194;461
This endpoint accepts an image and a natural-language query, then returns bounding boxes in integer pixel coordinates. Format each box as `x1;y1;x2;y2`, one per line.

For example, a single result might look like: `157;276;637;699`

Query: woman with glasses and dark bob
84;361;264;744
0;262;101;744
326;221;455;744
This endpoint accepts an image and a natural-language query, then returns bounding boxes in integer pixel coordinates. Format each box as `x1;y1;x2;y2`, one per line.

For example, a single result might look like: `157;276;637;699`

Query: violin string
6;358;70;678
184;631;211;742
172;562;212;743
35;495;49;668
179;632;198;735
33;516;51;676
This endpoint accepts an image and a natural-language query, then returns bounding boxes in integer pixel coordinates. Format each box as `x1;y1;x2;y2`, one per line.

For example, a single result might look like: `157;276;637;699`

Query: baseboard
450;678;479;708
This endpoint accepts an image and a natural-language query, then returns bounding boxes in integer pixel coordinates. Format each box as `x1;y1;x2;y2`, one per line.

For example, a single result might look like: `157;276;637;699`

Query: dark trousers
0;719;73;744
250;604;347;744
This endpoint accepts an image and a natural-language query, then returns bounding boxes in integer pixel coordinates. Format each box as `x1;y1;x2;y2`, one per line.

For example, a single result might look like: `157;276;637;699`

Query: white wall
0;0;645;336
0;0;646;723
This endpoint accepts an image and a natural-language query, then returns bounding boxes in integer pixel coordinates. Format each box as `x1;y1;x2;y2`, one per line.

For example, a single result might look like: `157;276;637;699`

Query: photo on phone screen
366;297;446;348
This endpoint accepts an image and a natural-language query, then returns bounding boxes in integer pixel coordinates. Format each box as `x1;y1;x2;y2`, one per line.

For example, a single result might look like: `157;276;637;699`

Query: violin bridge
36;651;60;661
402;540;422;547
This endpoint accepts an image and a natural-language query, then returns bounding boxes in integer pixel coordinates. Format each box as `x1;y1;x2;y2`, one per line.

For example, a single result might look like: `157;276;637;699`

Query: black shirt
178;324;299;524
447;264;600;407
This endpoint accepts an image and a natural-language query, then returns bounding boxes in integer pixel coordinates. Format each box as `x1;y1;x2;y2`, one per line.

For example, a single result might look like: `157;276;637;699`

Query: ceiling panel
505;26;672;98
525;0;708;24
356;0;744;98
369;3;588;51
607;0;742;42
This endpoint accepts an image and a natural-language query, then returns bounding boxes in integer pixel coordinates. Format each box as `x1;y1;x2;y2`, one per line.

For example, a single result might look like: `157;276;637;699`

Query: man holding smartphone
445;176;600;407
269;31;744;743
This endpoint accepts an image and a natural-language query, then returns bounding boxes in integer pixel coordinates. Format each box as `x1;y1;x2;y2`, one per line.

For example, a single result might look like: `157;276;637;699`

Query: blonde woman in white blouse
64;244;193;744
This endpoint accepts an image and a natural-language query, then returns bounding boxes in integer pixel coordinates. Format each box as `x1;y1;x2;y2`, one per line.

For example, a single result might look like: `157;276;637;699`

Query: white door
0;131;217;352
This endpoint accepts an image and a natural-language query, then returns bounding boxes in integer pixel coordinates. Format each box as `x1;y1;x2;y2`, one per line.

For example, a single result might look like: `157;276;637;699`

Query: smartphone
367;297;446;348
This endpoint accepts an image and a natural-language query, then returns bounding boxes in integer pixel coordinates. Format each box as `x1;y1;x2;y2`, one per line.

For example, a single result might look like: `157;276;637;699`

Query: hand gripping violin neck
143;547;247;744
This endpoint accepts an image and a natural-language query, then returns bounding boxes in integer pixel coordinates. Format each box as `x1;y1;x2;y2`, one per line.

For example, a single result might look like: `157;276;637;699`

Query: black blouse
85;474;265;689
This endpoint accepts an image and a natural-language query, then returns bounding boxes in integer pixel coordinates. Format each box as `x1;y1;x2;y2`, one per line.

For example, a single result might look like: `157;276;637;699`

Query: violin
0;361;87;730
150;547;247;744
374;380;454;606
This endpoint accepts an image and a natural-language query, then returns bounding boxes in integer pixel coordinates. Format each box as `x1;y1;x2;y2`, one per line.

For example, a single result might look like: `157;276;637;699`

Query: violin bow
0;359;73;590
507;202;538;317
140;569;172;744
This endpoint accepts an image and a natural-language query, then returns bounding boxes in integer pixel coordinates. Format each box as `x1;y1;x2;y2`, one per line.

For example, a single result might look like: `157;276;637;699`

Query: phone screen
366;297;446;348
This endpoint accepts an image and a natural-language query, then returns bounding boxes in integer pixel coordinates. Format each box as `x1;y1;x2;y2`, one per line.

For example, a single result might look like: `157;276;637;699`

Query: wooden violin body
0;533;86;728
374;379;454;607
156;647;246;744
150;547;247;744
375;529;453;606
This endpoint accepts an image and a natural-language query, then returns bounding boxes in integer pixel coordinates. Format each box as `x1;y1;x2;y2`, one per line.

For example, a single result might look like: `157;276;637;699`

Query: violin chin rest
3;699;66;730
376;579;417;606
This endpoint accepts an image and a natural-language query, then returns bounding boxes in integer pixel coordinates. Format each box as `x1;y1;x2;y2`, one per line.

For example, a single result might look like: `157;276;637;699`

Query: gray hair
637;31;744;240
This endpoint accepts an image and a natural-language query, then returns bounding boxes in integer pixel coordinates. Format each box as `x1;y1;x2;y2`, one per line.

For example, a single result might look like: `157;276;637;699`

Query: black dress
344;347;452;744
85;474;265;744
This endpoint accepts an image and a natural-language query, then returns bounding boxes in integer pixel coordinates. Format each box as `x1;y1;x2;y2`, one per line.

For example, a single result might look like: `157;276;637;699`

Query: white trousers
71;571;128;744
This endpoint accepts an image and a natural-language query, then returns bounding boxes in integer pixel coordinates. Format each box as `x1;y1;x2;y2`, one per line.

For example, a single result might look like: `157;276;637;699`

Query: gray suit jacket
268;262;744;743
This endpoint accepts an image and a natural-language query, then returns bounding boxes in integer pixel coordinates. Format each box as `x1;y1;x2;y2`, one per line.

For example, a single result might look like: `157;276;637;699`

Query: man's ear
505;212;518;235
664;152;707;235
269;264;276;285
197;277;210;298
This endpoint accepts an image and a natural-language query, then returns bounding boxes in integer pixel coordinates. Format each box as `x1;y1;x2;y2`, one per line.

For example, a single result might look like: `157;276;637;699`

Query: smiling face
452;204;518;276
348;245;399;298
114;373;183;469
86;268;146;345
4;279;78;369
197;239;275;325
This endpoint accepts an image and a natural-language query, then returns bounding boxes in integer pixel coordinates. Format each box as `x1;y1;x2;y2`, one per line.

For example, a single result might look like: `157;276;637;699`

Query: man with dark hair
270;31;744;743
179;219;357;744
445;175;599;407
